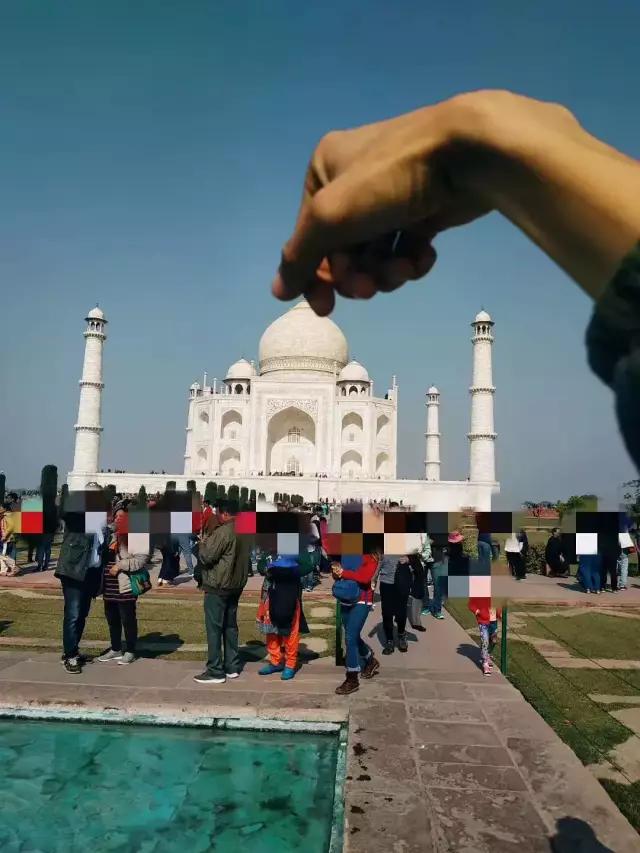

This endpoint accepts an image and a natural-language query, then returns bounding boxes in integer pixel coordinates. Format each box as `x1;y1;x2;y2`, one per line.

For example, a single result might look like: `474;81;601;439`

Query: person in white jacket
505;533;526;581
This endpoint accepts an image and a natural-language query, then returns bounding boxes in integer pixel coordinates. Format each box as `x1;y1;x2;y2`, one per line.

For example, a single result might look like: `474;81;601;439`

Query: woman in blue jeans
333;543;382;695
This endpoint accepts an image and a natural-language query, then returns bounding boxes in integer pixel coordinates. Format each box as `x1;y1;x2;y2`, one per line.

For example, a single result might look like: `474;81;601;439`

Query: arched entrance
341;449;363;479
266;407;316;475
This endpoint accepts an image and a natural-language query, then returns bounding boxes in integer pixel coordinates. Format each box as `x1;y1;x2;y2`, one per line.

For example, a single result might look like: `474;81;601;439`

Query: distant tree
166;480;177;491
273;492;280;503
249;489;256;507
240;486;249;504
282;493;290;504
137;484;148;506
622;479;640;524
204;481;217;504
105;484;117;505
258;492;266;502
216;483;226;500
186;480;196;493
555;494;598;519
229;485;240;505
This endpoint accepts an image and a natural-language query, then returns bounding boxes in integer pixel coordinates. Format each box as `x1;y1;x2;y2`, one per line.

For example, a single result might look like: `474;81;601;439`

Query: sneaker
421;608;431;616
117;652;136;665
193;672;226;684
397;634;409;653
97;649;124;663
259;663;284;676
382;642;394;656
226;672;241;680
619;586;627;591
64;656;82;674
412;625;427;632
482;661;492;676
361;656;380;680
281;667;296;681
60;653;92;666
433;612;445;620
586;589;591;595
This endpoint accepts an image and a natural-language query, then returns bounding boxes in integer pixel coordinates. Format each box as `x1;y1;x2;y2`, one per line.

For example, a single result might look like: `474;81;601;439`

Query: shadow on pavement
456;642;482;666
137;632;184;658
550;816;615;852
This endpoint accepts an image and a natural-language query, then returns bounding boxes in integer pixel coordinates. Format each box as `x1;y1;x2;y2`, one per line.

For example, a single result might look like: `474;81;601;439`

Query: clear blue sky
1;0;639;508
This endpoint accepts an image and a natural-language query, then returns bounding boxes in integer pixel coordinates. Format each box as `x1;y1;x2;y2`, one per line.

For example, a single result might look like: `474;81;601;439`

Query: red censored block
235;512;257;535
21;512;43;534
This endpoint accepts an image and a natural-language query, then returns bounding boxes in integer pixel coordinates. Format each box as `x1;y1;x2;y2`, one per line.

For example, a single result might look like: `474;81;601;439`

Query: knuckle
309;190;343;232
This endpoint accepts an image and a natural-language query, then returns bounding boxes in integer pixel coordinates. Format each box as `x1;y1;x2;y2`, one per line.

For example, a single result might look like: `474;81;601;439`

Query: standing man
193;500;251;684
545;528;568;578
55;484;110;674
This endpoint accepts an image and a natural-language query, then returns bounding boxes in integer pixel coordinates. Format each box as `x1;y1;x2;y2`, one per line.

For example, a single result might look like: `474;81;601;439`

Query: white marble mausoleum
68;300;500;510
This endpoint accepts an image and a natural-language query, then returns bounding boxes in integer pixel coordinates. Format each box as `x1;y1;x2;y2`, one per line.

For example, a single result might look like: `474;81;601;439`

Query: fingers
273;168;409;305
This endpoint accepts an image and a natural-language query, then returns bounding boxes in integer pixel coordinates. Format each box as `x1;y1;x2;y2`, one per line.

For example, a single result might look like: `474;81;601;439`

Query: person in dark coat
407;553;426;631
545;528;568;577
517;529;530;570
54;484;110;674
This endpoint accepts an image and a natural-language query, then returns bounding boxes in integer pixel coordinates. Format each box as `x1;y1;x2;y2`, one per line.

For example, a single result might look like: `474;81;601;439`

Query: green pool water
0;719;340;853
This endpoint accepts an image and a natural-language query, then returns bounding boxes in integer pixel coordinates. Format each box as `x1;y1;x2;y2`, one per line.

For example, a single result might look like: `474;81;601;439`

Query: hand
272;92;498;315
108;565;119;576
273;89;637;310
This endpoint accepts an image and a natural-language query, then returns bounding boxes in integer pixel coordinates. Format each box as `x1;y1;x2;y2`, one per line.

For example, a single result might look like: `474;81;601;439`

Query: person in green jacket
193;499;252;685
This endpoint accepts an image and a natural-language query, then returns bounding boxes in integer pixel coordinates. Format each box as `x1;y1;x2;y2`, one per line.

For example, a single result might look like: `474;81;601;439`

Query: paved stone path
0;607;637;851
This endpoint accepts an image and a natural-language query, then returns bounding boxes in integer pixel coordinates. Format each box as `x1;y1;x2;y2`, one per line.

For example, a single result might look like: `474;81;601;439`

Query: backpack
332;579;361;604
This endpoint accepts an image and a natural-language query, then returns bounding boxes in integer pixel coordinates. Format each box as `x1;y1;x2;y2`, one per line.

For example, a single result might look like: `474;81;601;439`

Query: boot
361;656;380;680
335;672;359;695
397;633;409;653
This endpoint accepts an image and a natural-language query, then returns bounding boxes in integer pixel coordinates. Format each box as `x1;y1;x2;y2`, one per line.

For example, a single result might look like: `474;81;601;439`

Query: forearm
449;91;640;300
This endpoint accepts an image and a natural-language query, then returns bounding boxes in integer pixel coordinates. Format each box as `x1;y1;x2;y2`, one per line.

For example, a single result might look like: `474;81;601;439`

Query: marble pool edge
0;704;348;852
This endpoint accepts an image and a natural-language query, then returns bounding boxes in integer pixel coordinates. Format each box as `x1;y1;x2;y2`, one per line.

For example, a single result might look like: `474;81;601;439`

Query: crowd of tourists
2;483;638;691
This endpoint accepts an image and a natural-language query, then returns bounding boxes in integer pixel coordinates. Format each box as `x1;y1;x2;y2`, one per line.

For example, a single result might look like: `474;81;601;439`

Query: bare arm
273;90;640;312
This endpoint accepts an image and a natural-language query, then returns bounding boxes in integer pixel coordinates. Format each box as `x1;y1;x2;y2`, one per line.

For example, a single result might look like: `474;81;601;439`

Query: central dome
258;300;348;375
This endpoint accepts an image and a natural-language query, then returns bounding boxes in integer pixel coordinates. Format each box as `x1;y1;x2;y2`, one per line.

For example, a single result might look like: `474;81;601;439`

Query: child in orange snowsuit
468;597;502;676
257;555;313;681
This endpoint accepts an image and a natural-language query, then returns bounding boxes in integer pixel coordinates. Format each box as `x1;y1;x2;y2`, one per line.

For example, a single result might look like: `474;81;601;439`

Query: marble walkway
0;608;638;851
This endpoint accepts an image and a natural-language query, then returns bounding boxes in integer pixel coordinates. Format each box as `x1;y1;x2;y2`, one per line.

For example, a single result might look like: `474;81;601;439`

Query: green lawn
0;592;336;660
511;610;640;660
446;599;640;833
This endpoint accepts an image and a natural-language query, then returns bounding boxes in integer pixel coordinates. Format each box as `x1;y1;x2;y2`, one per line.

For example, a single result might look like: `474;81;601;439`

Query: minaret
468;310;496;482
424;386;441;481
72;306;107;474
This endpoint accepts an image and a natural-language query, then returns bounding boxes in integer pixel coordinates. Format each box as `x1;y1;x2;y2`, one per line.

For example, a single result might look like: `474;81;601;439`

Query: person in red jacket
468;597;502;676
332;539;383;695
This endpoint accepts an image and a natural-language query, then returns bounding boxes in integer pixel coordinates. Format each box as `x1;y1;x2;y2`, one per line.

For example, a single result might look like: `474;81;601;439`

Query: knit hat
448;530;464;544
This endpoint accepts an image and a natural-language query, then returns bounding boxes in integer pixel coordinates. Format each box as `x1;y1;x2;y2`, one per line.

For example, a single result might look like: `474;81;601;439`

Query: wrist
437;90;581;206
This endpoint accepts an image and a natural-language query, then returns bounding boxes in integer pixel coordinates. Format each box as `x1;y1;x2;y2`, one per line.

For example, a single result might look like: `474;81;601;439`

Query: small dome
226;358;253;380
338;360;370;383
190;381;201;390
87;306;104;320
474;310;492;323
427;386;439;395
259;300;348;375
